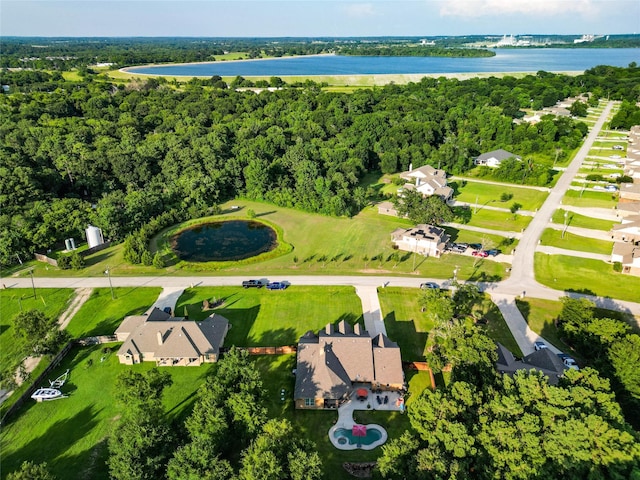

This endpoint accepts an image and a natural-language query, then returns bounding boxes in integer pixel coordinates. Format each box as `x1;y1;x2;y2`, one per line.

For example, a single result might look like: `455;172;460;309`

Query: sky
1;0;639;37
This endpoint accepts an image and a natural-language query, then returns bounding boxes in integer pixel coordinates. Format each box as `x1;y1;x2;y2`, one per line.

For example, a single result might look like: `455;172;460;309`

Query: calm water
172;220;277;262
128;48;639;77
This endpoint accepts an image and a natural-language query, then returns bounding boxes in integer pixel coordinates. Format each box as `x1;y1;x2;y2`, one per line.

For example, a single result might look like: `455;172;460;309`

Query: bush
246;208;256;219
152;252;165;269
613;261;622;272
616;175;633;184
500;192;514;202
57;251;84;270
586;174;604;181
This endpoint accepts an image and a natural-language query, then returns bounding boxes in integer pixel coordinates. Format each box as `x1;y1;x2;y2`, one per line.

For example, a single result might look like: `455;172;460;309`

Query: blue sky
2;1;639;37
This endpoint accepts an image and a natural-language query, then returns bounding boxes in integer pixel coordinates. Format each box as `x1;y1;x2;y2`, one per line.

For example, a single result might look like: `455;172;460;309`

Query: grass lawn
562;189;618;209
378;287;433;361
457;207;532;232
0;344;214;480
514;298;574;353
64;287;162;339
552;209;616;231
0;288;75;381
450;180;548;211
539;229;614;255
21;200;508;282
176;286;364;346
535;253;640;302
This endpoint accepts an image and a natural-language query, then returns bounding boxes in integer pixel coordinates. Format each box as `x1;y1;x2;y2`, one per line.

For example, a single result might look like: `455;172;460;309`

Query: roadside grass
64;287;162;339
450;180;548;211
539;229;614;255
0;288;75;382
378;287;433;361
0;344;213;480
562;189;618;208
480;298;522;357
455;207;532;232
552;209;616;231
515;298;573;353
175;286;364;347
534;253;640;302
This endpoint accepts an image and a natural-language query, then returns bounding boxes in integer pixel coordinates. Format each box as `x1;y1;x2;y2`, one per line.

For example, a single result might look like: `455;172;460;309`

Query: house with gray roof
496;343;568;385
294;321;404;409
115;307;229;367
474;149;521;168
391;224;450;258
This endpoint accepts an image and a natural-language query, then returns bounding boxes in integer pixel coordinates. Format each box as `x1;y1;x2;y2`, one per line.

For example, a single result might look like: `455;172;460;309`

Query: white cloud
344;3;377;18
440;0;597;17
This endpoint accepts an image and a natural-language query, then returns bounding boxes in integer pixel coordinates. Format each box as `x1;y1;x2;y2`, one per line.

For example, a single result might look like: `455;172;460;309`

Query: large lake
127;48;639;77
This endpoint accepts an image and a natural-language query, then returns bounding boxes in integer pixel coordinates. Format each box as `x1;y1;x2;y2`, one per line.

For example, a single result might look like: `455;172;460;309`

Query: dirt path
58;288;93;330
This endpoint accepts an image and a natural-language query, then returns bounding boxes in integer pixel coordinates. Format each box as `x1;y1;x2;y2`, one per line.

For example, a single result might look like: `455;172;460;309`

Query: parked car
266;281;288;290
612;145;623;150
605;185;618;192
450;244;467;254
455;242;469;249
558;354;580;370
485;249;501;256
469;243;482;250
472;250;489;257
242;279;266;288
420;282;439;289
592;185;605;191
534;341;547;351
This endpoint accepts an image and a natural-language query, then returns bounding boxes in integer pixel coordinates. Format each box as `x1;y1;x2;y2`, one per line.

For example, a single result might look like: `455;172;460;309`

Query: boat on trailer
31;388;65;402
49;369;69;388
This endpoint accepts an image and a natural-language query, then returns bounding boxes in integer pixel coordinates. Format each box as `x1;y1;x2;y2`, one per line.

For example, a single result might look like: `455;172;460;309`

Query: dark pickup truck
242;279;265;288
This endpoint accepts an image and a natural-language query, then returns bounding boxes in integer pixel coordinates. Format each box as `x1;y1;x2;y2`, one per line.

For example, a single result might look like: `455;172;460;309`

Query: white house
391;224;450;258
474;149;521;168
399;164;453;201
611;242;640;277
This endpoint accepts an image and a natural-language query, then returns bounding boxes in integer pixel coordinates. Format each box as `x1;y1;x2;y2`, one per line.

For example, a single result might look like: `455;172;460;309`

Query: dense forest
1;63;639;267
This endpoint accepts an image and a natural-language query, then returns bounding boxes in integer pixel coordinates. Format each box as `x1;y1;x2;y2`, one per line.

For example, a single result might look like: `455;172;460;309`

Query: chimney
157;331;164;345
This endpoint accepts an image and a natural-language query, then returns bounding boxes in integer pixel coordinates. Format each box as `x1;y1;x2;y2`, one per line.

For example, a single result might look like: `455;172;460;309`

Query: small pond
171;220;277;262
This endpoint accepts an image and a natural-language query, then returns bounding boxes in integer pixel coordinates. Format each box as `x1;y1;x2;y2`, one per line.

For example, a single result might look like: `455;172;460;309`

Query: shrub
586;174;604;181
152;252;165;269
141;250;153;266
613;262;622;272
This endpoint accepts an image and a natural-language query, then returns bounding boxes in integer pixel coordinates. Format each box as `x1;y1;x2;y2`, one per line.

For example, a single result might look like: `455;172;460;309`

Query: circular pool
171;220;277;262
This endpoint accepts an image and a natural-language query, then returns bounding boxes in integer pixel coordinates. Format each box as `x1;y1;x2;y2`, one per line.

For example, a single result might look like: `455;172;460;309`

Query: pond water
172;220;277;262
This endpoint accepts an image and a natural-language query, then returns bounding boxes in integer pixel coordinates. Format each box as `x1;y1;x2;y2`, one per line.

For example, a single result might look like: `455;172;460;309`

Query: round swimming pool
171;220;277;262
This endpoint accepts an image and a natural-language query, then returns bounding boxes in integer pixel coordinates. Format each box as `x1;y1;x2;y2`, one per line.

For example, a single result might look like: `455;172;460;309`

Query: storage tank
70;238;76;250
85;225;104;249
65;239;72;251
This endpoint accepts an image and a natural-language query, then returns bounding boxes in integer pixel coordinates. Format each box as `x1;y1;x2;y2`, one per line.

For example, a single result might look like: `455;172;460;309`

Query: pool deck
329;386;403;450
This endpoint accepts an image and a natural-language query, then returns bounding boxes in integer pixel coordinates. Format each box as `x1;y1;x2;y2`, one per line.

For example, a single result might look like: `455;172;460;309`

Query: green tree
609;334;640;399
152;252;165;269
394;189;454;225
13;309;66;355
418;288;454;325
167;442;234;480
7;461;56;480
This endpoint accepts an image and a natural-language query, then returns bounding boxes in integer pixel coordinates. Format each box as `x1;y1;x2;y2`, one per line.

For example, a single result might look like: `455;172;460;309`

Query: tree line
1;65;639;267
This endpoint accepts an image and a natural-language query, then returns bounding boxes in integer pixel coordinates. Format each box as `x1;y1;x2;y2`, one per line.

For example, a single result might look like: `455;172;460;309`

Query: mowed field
451;180;549;211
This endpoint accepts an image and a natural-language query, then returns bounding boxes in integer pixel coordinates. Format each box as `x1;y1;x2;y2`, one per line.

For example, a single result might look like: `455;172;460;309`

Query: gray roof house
475;149;521;168
294;321;404;409
116;307;229;367
391;224;450;258
496;343;568;385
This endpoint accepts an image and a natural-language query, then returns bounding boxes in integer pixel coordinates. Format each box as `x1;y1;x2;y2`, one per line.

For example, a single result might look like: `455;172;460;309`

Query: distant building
611;215;640;243
620;183;640;204
474;149;521;168
391;224;450;258
399;164;453;201
611;243;640;276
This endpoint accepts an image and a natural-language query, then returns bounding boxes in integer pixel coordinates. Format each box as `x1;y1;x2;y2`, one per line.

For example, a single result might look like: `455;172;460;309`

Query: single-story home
620;183;640;203
474;149;521;168
377;201;399;217
611;242;640;276
116;307;229;366
496;343;568;385
391;224;450;258
294;321;404;409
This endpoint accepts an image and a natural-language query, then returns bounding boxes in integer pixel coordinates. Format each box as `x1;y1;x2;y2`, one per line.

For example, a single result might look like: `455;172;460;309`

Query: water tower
86;225;104;249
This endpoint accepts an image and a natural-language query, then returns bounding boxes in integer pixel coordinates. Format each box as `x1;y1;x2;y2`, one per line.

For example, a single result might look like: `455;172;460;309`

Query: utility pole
28;268;36;299
562;211;569;239
105;267;115;299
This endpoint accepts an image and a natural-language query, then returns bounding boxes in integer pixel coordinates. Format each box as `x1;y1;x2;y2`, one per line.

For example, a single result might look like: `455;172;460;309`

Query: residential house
611;215;640;243
495;343;568;385
619;183;640;203
116;307;229;366
391;224;450;258
611;242;640;276
377;201;399;217
399;164;453;202
294;321;404;409
474;149;521;168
